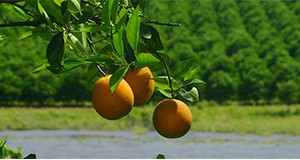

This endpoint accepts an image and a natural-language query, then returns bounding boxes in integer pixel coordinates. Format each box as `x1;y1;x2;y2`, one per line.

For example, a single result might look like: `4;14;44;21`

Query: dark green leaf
110;0;119;24
113;27;124;56
46;32;66;67
156;154;166;159
124;43;137;63
183;79;206;88
47;59;90;74
110;65;130;93
140;25;151;39
135;53;160;69
142;25;164;50
102;0;110;32
87;63;100;81
67;0;82;14
80;5;94;23
23;154;36;159
184;66;201;81
126;6;140;52
173;59;194;78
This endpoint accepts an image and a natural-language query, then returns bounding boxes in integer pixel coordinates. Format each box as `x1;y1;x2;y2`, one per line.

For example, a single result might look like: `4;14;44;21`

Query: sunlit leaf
33;63;50;73
115;9;128;30
67;0;82;14
135;53;160;69
113;26;125;56
178;87;199;102
152;76;179;90
110;65;130;94
110;0;119;24
37;0;51;25
19;31;33;40
126;6;140;52
46;32;66;67
68;33;88;57
39;0;65;25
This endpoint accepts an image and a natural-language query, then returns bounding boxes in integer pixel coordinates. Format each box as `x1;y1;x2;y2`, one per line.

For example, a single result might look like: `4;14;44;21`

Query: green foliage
1;0;300;104
0;140;22;159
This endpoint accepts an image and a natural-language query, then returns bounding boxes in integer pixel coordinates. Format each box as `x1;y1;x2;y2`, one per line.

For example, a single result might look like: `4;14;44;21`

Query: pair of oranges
92;67;192;138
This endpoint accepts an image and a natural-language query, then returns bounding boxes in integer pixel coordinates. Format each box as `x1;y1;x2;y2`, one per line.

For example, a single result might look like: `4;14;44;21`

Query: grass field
1;104;300;135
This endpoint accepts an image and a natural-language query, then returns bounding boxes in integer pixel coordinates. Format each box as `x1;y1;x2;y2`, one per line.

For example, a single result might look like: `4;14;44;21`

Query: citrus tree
0;0;204;139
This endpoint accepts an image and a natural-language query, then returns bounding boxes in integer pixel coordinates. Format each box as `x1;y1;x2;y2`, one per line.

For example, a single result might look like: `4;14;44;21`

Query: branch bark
0;0;24;3
0;20;45;27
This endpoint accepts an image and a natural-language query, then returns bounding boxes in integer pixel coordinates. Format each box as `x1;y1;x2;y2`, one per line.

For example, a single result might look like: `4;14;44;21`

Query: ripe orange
124;67;155;106
153;99;192;138
92;75;134;120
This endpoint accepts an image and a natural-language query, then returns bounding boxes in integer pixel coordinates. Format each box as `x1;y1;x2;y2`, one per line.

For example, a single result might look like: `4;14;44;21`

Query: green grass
1;105;300;135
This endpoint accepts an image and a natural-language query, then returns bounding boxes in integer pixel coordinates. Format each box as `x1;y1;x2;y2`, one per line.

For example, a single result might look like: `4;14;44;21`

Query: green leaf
152;76;179;90
113;26;124;57
184;66;201;81
142;25;164;50
173;59;194;78
87;63;100;81
68;33;88;57
115;9;128;30
135;53;160;69
39;0;65;25
126;6;140;52
140;25;151;39
110;65;130;94
75;24;106;32
0;140;7;156
33;63;50;73
37;0;51;25
0;35;7;47
19;31;33;40
110;0;119;24
157;89;173;98
23;154;36;159
87;54;114;64
178;87;199;102
102;0;111;32
67;0;82;14
54;0;64;6
156;154;166;159
182;79;206;88
80;5;94;23
46;32;66;67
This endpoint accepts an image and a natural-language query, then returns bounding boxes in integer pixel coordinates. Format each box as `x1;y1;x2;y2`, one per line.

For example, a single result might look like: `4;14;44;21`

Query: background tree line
1;0;300;105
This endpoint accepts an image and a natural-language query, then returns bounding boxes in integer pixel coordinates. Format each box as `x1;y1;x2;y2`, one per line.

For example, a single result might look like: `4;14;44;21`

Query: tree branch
0;20;45;27
0;0;24;3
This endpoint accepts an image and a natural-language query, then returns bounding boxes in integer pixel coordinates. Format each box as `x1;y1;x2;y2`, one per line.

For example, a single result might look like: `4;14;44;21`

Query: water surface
1;130;300;158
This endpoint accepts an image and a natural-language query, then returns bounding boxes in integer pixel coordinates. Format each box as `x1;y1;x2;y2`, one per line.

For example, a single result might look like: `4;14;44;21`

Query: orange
92;75;134;120
153;99;192;138
124;67;155;106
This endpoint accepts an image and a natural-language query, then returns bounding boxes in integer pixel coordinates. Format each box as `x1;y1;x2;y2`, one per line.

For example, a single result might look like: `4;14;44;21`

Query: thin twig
87;32;106;76
143;16;181;27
